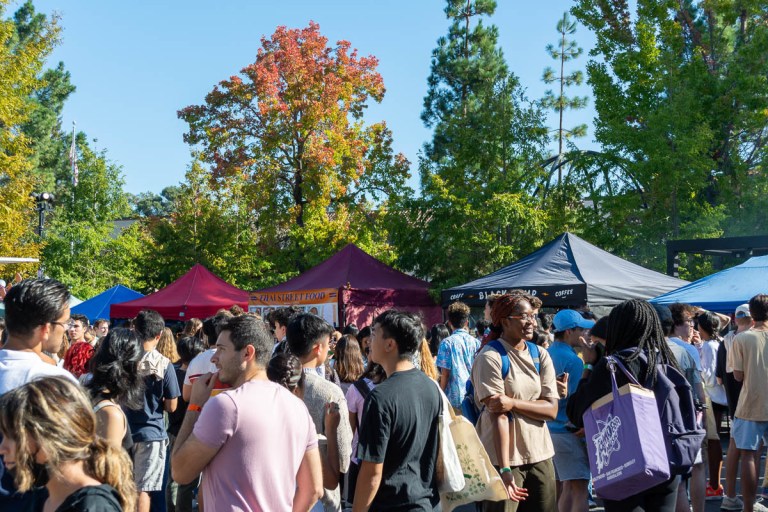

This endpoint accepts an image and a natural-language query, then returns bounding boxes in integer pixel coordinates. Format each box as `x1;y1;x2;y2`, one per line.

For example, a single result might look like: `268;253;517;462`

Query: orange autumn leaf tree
179;22;409;274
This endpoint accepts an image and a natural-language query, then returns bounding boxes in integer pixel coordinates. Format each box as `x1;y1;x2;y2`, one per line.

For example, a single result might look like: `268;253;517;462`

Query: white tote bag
434;383;466;493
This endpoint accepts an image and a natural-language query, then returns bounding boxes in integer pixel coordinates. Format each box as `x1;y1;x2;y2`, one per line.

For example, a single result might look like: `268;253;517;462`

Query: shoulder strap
487;339;511;379
353;378;371;400
93;400;119;413
526;342;541;374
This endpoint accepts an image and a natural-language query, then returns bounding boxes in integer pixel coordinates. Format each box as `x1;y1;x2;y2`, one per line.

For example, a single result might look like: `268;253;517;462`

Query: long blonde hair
419;338;438;381
157;327;180;363
0;377;136;511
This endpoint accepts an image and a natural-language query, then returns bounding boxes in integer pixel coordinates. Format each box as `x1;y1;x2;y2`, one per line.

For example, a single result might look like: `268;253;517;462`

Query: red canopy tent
251;244;441;327
111;264;249;321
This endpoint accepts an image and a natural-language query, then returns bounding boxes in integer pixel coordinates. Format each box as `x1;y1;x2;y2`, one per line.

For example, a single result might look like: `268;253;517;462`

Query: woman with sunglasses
471;292;559;511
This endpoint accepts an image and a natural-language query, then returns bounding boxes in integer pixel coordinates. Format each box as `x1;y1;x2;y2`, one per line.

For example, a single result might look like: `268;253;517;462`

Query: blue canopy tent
71;285;144;322
650;255;768;313
442;233;688;308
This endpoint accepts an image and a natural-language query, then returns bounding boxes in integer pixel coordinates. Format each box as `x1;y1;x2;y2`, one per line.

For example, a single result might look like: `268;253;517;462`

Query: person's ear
37;323;52;341
243;344;256;361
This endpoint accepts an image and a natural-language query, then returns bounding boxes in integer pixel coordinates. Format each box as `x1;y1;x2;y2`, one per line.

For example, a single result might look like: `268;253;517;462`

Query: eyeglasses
507;313;537;323
51;320;75;329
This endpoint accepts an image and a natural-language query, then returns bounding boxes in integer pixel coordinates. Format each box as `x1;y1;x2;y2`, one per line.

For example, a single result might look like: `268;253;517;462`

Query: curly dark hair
85;327;145;410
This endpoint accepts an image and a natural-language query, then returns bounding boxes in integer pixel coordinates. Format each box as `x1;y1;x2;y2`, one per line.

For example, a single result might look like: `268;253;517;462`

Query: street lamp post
31;192;55;238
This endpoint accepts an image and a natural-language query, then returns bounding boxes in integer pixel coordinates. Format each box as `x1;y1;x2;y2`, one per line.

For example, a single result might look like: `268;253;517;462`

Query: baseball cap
735;304;751;318
651;303;673;325
553;309;595;332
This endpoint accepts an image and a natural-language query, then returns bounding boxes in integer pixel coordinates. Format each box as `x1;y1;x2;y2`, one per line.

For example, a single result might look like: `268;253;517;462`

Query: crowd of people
0;277;767;512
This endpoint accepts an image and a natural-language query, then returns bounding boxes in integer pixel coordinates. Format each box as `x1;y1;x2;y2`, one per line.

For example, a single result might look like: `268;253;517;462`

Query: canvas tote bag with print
583;356;671;501
434;384;508;512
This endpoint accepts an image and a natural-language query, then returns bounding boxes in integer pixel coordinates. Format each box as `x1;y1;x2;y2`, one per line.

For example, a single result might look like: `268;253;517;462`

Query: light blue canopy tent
71;285;143;322
650;255;768;313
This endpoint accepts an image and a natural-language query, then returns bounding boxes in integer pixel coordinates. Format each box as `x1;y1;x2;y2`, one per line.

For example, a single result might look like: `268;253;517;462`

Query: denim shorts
551;432;591;481
732;418;768;451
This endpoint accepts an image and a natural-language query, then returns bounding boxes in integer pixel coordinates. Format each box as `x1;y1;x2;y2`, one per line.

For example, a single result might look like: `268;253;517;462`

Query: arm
95;406;126;450
293;447;323;512
491;412;510;469
352;461;383;512
164;361;181;413
485;395;558;421
435;340;451;393
439;368;450;392
182;383;192;402
322;403;341;490
164;397;178;413
171;373;217;484
488;412;528;502
714;311;731;331
349;411;358;436
700;343;718;388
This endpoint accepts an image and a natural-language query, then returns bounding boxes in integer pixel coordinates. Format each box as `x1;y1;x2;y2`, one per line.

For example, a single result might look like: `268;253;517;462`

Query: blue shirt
546;341;584;433
669;337;703;372
125;360;180;442
436;329;479;408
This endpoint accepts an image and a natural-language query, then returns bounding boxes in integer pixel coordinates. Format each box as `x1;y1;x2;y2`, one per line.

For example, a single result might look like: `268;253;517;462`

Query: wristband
499;467;512;475
583;363;594;371
188;404;203;413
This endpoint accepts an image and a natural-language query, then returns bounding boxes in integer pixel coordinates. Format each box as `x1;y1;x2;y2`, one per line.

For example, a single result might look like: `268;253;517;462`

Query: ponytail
85;438;137;512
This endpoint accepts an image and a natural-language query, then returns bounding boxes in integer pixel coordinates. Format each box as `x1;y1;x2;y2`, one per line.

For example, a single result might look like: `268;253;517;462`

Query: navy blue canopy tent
442;233;688;308
650;255;768;313
71;285;144;322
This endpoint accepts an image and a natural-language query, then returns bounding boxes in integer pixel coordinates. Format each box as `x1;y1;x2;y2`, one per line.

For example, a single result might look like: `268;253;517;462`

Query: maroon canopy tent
251;244;441;328
111;264;249;321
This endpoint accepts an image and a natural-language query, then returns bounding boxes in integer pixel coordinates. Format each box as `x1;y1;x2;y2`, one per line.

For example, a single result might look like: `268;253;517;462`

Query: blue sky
29;0;597;194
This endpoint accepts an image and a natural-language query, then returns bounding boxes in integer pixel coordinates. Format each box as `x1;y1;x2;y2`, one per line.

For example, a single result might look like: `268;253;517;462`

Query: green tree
179;22;409;276
391;0;550;289
541;12;588;185
143;160;271;290
571;0;768;275
127;186;182;217
40;141;143;297
0;0;59;279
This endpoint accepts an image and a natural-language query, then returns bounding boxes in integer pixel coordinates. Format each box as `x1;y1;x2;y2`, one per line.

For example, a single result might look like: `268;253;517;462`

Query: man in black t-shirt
354;310;441;512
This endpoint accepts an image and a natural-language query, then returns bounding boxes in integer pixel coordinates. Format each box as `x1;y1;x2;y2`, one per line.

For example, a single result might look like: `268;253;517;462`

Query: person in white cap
731;295;768;512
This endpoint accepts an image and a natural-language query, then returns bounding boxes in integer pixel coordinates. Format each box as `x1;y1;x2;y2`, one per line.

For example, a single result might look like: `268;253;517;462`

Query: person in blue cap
548;309;595;512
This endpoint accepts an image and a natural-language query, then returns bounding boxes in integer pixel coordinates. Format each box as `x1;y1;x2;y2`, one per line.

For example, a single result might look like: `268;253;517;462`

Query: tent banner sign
248;288;338;326
441;285;587;307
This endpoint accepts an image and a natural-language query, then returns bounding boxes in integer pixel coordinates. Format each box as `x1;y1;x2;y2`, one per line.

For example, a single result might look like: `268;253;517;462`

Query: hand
485;394;515;414
324;402;341;431
501;471;528;502
691;329;701;344
580;338;598;364
189;372;216;408
573;427;585;438
556;373;569;398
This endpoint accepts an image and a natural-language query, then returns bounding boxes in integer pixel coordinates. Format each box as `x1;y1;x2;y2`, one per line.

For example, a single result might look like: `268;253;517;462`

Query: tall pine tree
391;0;549;288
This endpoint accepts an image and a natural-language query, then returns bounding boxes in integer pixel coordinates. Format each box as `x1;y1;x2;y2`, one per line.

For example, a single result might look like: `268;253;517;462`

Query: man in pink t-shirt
172;315;323;511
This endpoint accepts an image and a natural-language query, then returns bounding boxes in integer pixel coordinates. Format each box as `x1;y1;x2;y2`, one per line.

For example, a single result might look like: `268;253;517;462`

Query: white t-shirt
183;348;217;386
0;349;77;395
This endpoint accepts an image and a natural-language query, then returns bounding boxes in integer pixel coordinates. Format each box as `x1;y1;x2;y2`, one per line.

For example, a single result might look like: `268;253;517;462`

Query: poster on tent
249;288;339;327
